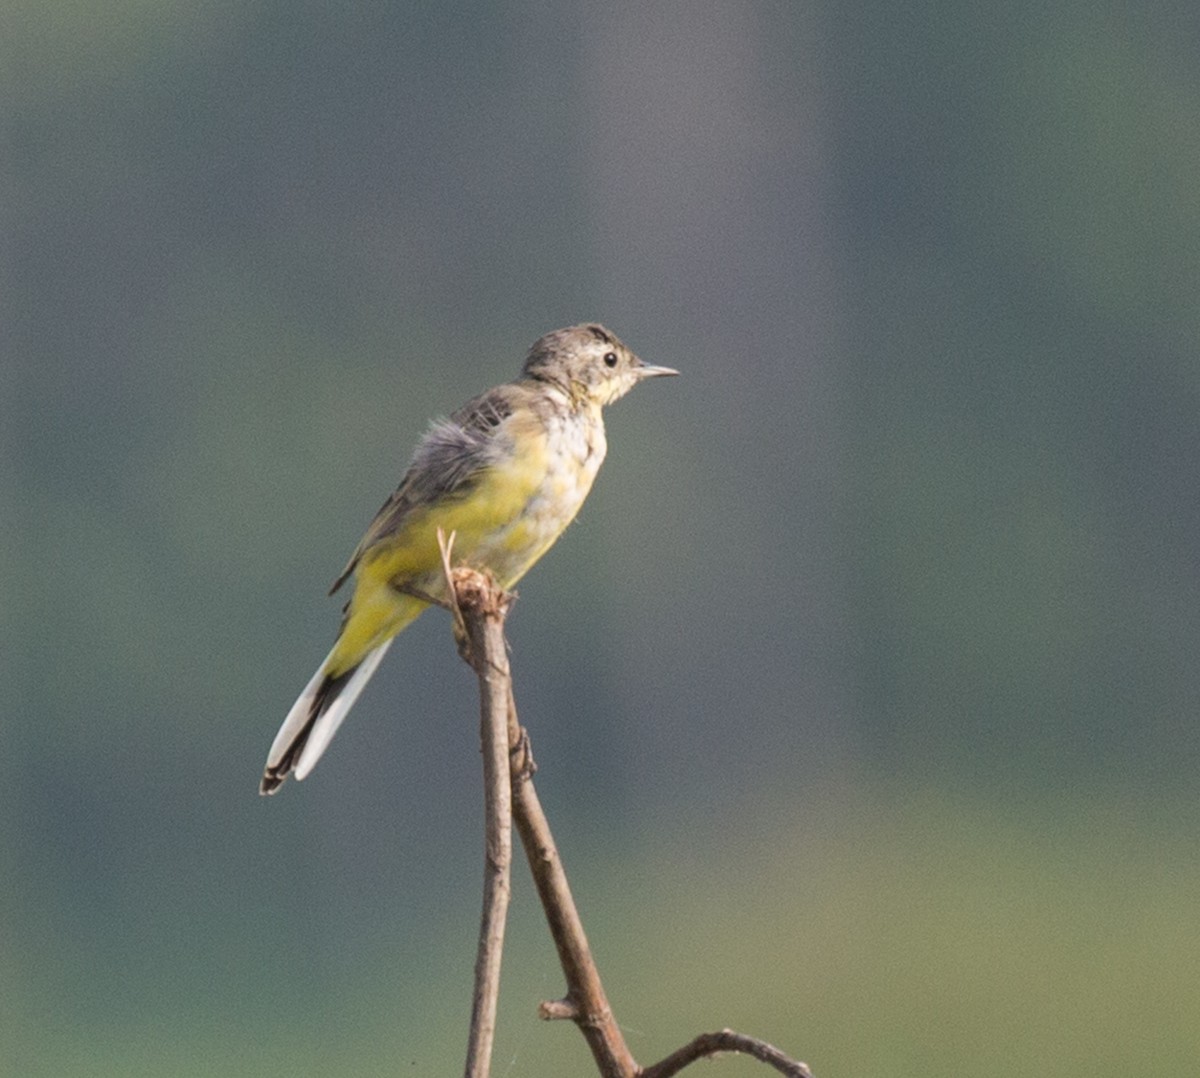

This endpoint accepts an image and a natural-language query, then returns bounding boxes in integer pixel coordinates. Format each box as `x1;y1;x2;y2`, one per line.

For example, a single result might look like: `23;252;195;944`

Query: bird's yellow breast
335;401;606;673
467;402;607;586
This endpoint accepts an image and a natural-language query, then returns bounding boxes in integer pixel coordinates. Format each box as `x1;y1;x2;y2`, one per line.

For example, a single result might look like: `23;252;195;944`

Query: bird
260;323;677;794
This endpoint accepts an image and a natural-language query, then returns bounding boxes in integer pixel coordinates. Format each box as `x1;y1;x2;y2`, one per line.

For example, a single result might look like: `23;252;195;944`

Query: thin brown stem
450;552;515;1078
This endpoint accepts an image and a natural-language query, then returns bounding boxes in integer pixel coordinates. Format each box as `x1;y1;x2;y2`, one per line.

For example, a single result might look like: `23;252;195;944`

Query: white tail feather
294;640;392;779
263;638;394;786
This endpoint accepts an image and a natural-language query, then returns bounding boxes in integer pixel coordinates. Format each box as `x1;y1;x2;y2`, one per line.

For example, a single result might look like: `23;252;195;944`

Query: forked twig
448;566;812;1078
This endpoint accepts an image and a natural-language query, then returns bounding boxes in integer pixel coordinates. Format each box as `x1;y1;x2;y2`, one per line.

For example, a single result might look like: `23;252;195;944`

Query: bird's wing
328;385;522;594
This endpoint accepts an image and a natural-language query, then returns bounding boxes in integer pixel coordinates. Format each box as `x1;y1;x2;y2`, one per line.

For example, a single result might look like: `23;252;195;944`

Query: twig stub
537;997;579;1021
452;567;513;622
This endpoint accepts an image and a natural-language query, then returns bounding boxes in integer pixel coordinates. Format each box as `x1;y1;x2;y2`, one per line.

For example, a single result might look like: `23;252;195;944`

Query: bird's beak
635;361;679;379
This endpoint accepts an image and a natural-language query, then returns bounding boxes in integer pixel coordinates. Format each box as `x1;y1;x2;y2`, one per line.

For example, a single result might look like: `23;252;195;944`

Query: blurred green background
6;2;1200;1075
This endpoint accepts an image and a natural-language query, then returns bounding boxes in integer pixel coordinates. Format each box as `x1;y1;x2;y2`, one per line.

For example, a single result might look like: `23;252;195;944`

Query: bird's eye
603;352;618;368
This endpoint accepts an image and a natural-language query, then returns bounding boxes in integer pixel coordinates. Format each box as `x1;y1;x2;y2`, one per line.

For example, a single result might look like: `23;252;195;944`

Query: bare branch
639;1030;814;1078
448;552;515;1078
446;565;813;1078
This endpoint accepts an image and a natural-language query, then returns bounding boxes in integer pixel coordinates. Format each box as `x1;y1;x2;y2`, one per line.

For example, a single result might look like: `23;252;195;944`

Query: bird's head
522;324;677;406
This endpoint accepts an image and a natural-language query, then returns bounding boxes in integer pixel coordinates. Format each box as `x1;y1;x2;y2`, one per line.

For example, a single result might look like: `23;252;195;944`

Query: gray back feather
407;394;510;503
329;387;518;592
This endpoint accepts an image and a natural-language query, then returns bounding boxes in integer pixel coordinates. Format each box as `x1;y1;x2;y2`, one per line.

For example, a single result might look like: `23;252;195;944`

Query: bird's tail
260;639;394;795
